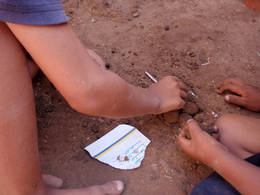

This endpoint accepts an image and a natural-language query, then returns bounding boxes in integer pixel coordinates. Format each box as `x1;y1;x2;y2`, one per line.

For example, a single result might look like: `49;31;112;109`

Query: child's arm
211;147;260;195
7;23;187;118
178;120;260;195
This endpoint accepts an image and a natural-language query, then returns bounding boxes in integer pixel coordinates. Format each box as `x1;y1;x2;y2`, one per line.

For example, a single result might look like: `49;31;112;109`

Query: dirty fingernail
187;119;193;124
115;181;124;192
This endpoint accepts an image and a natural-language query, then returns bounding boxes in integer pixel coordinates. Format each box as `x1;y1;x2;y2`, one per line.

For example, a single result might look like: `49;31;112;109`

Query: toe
42;174;63;188
100;180;124;195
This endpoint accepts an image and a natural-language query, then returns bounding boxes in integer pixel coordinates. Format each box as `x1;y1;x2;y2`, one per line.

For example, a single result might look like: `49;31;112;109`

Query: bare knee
216;113;238;129
215;114;240;145
215;114;254;158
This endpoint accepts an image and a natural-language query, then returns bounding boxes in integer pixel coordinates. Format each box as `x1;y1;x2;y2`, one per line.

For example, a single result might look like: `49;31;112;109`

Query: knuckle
242;99;248;106
167;76;178;82
165;76;173;80
172;76;178;80
177;99;185;107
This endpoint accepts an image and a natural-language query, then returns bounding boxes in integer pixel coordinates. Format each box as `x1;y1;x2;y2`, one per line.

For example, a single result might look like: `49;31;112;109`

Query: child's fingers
171;76;188;91
179;81;189;91
176;98;186;109
178;130;191;151
185;119;203;138
180;90;188;99
217;78;243;89
178;128;186;137
218;83;243;95
224;95;246;107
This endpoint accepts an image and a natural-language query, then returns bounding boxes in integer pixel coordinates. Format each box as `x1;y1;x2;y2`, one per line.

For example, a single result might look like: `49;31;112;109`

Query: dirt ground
35;0;260;194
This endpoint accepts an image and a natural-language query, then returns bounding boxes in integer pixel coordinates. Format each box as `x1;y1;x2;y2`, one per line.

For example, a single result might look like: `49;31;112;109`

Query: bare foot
45;180;124;195
43;174;63;188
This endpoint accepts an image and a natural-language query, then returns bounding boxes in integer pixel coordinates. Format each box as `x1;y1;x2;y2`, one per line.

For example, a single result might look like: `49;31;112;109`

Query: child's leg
215;114;260;159
0;22;45;195
0;22;123;195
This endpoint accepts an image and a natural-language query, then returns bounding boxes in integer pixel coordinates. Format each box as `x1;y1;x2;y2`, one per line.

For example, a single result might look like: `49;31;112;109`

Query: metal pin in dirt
145;71;158;83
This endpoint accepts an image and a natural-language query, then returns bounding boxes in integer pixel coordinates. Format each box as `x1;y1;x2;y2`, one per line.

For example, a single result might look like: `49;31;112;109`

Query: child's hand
218;78;260;112
148;76;187;114
178;119;227;166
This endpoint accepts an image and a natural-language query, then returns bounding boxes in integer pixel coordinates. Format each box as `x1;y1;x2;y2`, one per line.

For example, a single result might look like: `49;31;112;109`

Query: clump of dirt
161;111;179;124
182;102;200;116
178;113;193;128
161;95;204;132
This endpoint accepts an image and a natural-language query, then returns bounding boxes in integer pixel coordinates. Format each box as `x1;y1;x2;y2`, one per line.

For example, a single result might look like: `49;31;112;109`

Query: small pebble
91;128;99;134
132;12;139;18
82;123;88;128
164;25;170;31
98;118;105;123
105;63;111;69
194;113;204;123
186;92;195;102
104;2;110;8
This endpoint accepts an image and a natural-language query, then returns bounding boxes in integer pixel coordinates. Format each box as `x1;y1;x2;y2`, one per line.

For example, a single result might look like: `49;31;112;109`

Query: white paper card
85;124;151;170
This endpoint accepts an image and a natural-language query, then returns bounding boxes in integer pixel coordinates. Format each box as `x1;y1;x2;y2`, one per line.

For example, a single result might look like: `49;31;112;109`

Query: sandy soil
35;0;260;194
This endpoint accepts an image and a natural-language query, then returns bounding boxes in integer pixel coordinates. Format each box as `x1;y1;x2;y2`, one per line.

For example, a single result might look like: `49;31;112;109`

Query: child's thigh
216;114;260;159
0;22;33;115
0;22;43;194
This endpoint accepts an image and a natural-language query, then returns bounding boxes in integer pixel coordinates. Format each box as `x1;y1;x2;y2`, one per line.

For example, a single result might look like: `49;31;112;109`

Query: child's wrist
146;88;161;114
206;145;230;169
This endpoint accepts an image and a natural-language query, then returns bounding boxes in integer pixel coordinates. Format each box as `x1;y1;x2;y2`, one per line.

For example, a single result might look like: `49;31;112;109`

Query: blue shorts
191;153;260;195
0;0;68;25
